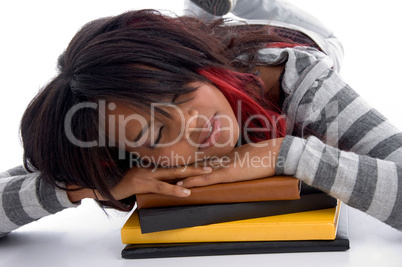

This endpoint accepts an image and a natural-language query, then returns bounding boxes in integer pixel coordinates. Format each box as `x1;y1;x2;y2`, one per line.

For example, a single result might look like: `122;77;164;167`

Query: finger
176;172;222;188
150;180;192;197
153;165;213;181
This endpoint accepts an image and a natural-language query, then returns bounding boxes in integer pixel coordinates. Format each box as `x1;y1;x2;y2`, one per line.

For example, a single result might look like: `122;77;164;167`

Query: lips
198;113;221;149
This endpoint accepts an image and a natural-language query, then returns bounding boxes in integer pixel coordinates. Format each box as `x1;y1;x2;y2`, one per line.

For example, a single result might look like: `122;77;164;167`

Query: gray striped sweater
0;166;77;238
1;46;402;237
262;46;402;230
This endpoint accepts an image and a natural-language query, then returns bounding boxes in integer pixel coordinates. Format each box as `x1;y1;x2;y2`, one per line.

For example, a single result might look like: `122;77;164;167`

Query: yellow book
121;202;341;244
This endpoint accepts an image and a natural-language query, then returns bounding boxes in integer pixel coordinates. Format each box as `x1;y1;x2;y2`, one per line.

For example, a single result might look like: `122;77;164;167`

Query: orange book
136;176;301;209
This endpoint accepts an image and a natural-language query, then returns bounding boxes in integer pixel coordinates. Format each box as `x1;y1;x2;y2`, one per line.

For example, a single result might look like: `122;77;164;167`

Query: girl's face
106;82;240;166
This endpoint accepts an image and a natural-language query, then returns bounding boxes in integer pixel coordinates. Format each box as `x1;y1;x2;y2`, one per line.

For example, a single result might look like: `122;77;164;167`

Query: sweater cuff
36;178;79;214
276;135;306;176
55;186;79;209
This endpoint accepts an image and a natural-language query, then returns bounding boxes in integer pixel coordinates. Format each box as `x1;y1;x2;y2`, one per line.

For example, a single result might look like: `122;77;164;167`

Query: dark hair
20;10;288;210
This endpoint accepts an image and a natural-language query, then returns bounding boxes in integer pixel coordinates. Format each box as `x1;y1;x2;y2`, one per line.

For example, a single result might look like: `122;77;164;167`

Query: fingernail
183;189;191;195
177;181;183;186
203;167;212;172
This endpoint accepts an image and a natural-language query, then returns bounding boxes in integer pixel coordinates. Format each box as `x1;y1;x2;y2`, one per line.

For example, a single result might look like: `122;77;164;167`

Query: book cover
121;202;342;244
138;193;337;233
136;176;301;209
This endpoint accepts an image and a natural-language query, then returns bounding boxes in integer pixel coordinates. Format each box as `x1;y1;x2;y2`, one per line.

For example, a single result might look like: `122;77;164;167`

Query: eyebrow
134;124;148;143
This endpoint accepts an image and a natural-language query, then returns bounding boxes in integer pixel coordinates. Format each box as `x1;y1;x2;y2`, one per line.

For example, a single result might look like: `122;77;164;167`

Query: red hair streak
266;42;299;48
198;67;285;145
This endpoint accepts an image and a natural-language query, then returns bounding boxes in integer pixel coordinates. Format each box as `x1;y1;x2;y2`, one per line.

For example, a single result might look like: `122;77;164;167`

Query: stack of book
120;176;349;259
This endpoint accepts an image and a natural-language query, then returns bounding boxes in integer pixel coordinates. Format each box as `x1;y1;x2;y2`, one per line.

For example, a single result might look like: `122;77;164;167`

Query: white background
1;1;402;266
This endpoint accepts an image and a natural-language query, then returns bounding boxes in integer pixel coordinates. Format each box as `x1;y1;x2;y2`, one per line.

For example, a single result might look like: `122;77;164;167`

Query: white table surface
1;200;402;267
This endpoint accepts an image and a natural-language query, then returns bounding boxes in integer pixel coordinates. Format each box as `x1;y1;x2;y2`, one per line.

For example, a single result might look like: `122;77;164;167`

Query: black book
138;192;337;233
122;204;349;259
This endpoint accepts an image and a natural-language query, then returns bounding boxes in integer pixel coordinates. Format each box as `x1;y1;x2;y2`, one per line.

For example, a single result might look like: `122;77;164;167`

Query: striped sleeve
276;53;402;230
0;166;77;238
277;136;402;229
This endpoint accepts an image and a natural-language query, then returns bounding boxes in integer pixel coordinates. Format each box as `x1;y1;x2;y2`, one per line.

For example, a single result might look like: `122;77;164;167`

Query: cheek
131;146;199;167
216;112;239;147
225;115;239;140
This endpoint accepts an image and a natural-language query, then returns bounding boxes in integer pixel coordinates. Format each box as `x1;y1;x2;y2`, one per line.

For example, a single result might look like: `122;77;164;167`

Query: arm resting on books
177;138;283;188
68;164;217;203
276;135;402;231
275;62;402;231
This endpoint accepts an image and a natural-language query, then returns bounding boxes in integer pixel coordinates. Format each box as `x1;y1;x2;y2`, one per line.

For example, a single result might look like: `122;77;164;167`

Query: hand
67;164;213;203
177;138;284;188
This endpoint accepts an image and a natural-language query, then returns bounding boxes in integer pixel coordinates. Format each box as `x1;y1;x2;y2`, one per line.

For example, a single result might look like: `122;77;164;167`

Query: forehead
107;101;146;118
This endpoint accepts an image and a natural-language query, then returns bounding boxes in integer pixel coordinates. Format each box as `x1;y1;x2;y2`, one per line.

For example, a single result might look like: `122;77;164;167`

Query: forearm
0;166;77;237
277;135;402;230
